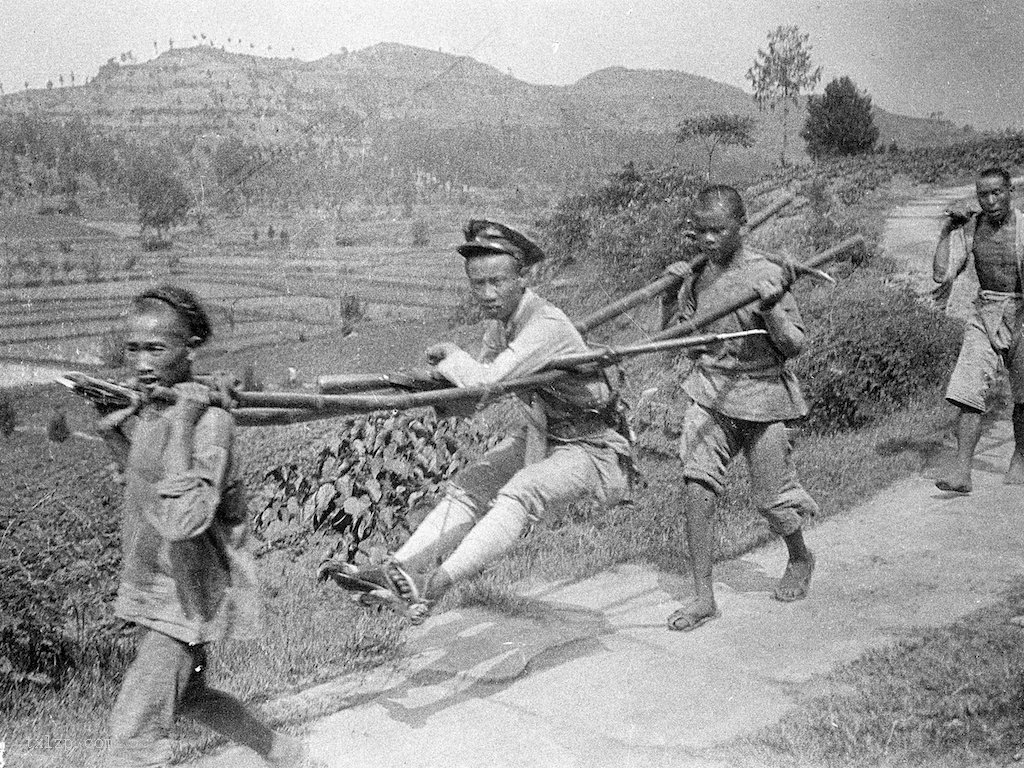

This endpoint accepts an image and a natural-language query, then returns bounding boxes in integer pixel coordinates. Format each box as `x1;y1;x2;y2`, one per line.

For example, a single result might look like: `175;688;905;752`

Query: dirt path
196;183;1024;768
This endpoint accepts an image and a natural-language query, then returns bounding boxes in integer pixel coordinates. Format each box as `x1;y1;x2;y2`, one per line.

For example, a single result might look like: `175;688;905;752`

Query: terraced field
0;219;467;384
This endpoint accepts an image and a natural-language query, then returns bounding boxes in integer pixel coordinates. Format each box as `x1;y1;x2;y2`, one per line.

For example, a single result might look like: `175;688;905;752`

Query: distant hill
4;43;966;139
0;42;974;198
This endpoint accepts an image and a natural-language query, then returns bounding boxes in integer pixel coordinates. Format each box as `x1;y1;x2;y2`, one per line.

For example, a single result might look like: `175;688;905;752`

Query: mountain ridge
1;41;965;145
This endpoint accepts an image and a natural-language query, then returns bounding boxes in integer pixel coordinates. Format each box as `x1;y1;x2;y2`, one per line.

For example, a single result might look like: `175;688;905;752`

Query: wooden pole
650;235;864;342
573;192;796;333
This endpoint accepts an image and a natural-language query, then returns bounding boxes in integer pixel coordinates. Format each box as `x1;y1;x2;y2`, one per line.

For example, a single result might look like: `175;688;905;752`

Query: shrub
83;251;103;282
240;362;263;392
411;219;429;247
539;162;704;269
141;237;172;251
794;271;962;432
1;437;124;700
98;326;127;368
254;411;502;560
0;395;15;437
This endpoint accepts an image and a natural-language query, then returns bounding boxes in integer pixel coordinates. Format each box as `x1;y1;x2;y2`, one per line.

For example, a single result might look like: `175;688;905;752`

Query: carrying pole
573;192;796;333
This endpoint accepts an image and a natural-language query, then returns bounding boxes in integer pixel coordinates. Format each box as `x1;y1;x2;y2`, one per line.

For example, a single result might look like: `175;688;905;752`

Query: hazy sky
2;0;1022;129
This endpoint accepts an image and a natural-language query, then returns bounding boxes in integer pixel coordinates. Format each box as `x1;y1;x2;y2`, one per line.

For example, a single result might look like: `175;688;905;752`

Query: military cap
457;220;546;267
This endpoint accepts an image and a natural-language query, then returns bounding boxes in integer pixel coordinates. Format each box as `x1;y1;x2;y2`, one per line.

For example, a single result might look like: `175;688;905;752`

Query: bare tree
746;25;822;167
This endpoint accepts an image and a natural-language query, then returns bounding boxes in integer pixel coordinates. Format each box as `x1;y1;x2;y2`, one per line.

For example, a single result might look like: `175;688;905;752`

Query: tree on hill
676;113;755;180
137;172;192;240
801;76;879;159
746;25;822;167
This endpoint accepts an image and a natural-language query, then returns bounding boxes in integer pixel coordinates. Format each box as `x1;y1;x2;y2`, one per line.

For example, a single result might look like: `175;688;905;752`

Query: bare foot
935;469;972;494
774;552;815;602
1005;454;1024;485
667;595;719;632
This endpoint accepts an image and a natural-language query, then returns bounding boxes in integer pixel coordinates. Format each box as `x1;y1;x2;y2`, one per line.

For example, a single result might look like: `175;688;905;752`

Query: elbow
778;332;805;359
154;482;218;541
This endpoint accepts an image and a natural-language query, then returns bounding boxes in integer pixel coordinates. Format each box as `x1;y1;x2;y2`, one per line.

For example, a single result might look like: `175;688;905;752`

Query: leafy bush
254;411;503;560
540;162;703;266
1;436;124;701
141;237;172;251
83;250;103;282
795;271;962;432
99;326;127;368
0;394;15;437
411;219;429;247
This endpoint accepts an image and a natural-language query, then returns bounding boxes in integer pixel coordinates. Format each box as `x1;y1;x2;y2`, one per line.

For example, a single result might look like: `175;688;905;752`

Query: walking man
664;185;818;632
933;166;1024;493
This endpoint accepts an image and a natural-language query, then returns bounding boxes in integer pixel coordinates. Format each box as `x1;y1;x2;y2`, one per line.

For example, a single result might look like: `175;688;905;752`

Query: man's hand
425;342;459;366
664;260;693;280
203;369;241;408
756;276;786;310
942;201;976;232
167;382;211;427
96;391;142;434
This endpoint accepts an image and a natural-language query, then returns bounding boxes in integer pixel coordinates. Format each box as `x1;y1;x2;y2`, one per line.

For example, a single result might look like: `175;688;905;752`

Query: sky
2;0;1022;129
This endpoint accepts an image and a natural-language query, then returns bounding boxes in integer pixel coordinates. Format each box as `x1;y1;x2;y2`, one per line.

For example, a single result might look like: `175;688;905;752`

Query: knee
758;488;818;535
685;478;718;508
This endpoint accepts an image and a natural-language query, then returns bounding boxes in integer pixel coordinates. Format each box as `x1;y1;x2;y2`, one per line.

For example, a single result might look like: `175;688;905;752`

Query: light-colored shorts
453;429;628;521
945;294;1024;412
678;402;817;536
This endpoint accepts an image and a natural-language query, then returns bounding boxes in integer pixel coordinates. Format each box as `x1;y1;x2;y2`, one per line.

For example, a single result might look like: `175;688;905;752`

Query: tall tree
746;25;822;167
801;76;879;159
676;114;756;180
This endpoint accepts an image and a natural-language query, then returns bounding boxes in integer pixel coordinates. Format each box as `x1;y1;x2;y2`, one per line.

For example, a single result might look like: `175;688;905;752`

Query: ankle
425;568;453;601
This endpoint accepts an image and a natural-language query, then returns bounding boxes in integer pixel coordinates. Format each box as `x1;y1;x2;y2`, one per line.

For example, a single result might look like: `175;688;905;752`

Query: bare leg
667;480;719;631
1005;404;1024;484
774;529;816;602
936;408;983;493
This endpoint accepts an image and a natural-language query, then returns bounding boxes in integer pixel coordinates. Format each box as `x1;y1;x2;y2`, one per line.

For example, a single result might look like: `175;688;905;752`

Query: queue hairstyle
978;165;1012;187
131;284;213;345
695;184;747;225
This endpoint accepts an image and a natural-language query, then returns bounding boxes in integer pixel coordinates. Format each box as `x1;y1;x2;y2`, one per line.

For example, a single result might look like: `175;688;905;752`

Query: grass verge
712;580;1024;768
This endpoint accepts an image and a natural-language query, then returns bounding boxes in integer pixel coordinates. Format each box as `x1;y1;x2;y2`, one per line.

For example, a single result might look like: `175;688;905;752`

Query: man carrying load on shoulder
319;220;633;623
933;166;1024;493
663;184;819;632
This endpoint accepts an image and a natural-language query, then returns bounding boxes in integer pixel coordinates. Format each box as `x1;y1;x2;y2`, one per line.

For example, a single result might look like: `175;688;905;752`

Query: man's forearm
933;228;954;283
163;424;195;476
763;306;804;358
100;430;131;469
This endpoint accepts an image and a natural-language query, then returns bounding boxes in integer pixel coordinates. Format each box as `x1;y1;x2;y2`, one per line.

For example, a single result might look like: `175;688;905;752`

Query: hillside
0;42;975;204
1;43;965;147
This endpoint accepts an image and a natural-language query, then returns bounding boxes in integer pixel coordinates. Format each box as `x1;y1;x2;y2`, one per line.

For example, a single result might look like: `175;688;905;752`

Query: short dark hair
132;284;213;345
978;166;1011;187
695;184;747;225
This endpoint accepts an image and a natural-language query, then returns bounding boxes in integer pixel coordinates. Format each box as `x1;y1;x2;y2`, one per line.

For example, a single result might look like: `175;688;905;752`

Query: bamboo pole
58;330;767;418
573;192;796;333
650;235;864;342
318;194;801;396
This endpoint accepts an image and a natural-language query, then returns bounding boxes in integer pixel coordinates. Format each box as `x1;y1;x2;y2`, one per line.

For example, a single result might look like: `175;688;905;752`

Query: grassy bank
715;580;1024;768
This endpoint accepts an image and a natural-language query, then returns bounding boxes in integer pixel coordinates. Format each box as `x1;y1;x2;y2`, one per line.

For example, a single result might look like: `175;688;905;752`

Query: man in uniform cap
320;220;633;621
